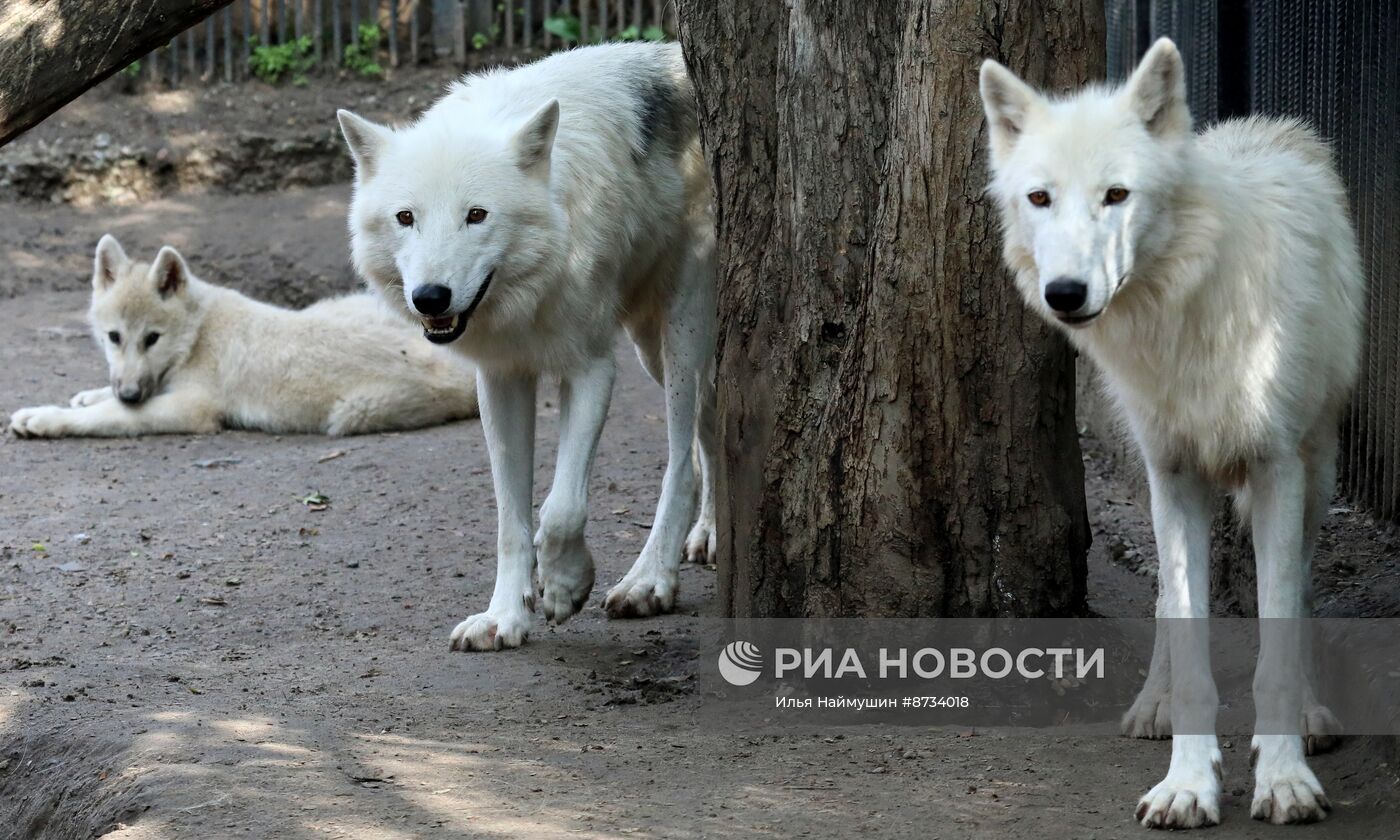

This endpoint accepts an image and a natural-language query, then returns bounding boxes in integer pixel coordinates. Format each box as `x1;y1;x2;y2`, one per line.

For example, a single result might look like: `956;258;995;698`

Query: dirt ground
2;86;1399;839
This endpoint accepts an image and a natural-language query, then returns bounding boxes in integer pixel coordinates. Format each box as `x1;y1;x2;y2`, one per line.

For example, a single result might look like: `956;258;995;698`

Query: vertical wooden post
169;38;179;85
504;0;514;49
187;27;197;78
578;0;588;44
410;0;420;64
277;0;288;42
205;14;216;80
223;7;234;82
313;0;323;65
389;0;400;65
260;0;271;45
332;0;343;66
148;49;160;84
651;0;660;35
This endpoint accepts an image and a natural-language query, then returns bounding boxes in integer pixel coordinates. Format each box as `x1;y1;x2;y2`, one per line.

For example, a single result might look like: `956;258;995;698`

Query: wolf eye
1104;187;1130;205
1027;191;1051;208
144;332;161;349
395;210;414;227
107;331;121;345
466;207;488;224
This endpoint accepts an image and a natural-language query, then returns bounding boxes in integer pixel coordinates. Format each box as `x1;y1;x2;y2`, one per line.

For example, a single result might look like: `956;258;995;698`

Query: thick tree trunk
0;0;234;147
678;1;1102;618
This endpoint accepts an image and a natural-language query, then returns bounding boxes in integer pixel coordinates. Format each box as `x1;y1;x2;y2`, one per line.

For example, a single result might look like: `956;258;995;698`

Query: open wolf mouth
420;272;493;345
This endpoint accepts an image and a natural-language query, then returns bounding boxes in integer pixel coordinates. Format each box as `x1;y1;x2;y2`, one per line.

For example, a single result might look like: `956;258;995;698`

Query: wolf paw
535;537;595;625
1136;747;1223;829
1121;690;1172;740
10;406;69;438
448;607;531;651
604;564;678;618
69;388;112;408
1303;705;1343;755
1251;738;1330;824
684;517;716;564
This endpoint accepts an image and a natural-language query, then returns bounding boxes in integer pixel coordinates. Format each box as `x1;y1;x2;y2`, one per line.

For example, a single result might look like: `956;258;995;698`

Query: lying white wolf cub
9;235;478;438
338;42;716;650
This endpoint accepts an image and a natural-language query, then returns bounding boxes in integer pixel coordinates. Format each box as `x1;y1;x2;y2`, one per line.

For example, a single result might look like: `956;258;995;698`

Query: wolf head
88;235;202;405
337;101;567;346
979;38;1191;329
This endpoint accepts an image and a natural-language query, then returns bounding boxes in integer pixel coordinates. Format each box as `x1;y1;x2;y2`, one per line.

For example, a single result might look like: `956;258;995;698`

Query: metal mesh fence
1106;0;1400;521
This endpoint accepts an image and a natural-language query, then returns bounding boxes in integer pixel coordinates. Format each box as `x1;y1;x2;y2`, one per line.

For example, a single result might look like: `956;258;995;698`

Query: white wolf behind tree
980;39;1364;828
337;42;717;651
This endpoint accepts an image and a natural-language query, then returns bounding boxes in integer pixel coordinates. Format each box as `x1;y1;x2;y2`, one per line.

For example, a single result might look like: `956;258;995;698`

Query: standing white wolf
337;42;716;651
9;235;478;438
980;39;1364;828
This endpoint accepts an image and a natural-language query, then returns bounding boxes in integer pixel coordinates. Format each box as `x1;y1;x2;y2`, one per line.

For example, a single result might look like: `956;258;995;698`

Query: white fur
982;39;1363;828
339;43;717;650
8;235;478;439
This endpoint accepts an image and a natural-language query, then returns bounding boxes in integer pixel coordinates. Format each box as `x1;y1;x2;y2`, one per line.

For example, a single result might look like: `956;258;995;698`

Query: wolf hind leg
326;377;477;436
684;360;717;564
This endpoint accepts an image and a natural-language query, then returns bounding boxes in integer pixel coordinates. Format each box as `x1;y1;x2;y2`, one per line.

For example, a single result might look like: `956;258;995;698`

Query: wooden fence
141;0;674;86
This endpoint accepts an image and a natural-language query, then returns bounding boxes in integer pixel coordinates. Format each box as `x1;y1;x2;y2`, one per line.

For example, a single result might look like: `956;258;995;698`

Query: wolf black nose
1044;278;1088;313
411;284;453;316
117;387;143;405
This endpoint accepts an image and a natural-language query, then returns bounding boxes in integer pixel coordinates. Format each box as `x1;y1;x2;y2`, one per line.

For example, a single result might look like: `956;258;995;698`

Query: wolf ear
513;100;560;176
150;246;190;298
93;234;129;291
337;109;392;179
1124;38;1190;138
979;60;1043;161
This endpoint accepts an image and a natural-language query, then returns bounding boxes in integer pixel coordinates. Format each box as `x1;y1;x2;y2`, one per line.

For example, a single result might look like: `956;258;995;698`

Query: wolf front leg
69;387;114;407
606;254;714;618
1249;452;1331;823
1136;463;1222;830
450;369;538;651
10;390;219;438
534;353;614;623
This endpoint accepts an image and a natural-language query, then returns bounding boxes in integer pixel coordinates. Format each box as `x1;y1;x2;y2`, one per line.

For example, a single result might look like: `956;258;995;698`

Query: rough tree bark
678;1;1102;618
0;0;234;146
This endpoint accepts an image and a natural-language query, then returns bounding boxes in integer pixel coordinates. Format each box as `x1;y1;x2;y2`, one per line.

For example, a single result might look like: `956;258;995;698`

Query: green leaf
543;14;581;43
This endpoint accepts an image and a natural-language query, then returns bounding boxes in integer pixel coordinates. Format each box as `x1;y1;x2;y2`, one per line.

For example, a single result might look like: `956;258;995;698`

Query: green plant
342;22;383;77
120;60;142;78
249;35;315;85
543;14;582;43
615;24;667;42
472;31;490;50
